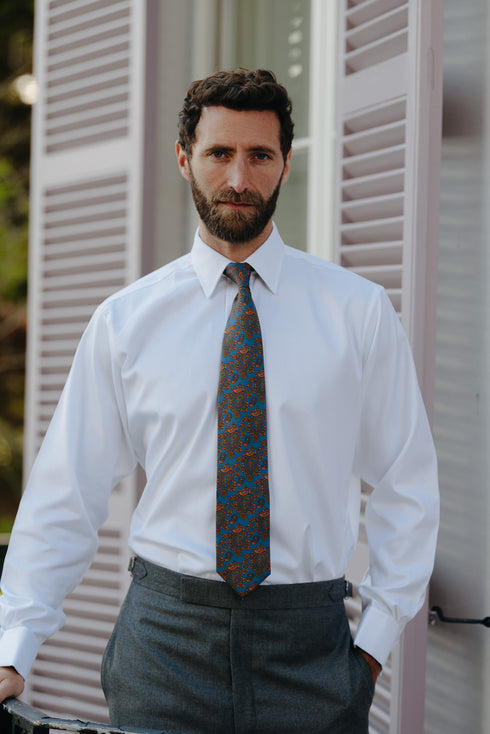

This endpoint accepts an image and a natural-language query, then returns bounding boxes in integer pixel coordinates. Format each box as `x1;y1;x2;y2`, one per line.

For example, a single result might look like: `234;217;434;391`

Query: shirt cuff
0;627;41;680
353;604;400;668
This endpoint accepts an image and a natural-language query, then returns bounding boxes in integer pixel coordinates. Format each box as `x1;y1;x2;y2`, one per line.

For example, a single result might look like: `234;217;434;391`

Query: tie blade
217;264;270;596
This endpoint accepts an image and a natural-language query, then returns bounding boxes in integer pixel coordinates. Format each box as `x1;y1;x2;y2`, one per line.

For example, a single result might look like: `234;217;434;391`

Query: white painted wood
307;0;338;261
336;1;443;732
23;0;148;722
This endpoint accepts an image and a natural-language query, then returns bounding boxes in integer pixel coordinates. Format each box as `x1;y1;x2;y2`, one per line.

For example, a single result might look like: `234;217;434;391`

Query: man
0;69;439;733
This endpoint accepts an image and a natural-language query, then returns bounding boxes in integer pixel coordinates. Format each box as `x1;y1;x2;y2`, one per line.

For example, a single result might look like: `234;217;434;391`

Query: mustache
212;190;263;206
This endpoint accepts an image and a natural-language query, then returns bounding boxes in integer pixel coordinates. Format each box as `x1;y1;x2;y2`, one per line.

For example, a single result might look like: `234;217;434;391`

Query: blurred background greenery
0;0;34;532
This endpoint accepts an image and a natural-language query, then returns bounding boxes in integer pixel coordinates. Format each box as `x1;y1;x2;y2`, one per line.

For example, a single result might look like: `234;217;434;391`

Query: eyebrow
203;144;278;156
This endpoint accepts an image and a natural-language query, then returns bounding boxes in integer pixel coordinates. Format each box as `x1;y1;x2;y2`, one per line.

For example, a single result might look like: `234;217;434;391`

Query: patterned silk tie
217;262;270;596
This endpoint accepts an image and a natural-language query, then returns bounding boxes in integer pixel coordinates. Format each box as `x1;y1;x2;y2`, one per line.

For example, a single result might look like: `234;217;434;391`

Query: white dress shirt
0;225;439;679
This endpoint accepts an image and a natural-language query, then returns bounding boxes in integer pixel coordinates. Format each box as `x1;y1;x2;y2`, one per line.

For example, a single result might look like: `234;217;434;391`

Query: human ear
175;141;191;181
281;148;292;185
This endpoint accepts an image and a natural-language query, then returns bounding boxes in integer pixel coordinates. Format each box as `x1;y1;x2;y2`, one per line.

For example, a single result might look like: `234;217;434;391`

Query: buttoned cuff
353;604;401;668
0;627;41;680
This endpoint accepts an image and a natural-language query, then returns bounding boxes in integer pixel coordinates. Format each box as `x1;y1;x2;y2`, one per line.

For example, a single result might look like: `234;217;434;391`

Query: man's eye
211;151;226;159
255;153;271;161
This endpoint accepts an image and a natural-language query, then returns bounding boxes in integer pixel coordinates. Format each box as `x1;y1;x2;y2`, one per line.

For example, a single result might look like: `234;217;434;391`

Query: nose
227;156;251;193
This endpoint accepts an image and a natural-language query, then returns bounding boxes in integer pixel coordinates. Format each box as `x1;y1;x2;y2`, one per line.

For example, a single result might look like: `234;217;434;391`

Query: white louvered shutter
336;2;443;733
23;0;147;722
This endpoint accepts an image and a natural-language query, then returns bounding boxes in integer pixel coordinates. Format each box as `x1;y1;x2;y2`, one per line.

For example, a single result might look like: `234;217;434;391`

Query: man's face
176;106;291;253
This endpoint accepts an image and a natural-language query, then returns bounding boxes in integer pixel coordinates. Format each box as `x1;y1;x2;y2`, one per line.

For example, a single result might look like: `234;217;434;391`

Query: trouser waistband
129;556;352;610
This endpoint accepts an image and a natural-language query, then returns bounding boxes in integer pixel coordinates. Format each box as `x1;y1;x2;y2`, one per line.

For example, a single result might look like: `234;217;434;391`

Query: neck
198;220;273;262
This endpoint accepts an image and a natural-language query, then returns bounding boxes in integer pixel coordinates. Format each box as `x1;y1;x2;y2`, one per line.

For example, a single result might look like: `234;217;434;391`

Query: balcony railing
0;697;168;734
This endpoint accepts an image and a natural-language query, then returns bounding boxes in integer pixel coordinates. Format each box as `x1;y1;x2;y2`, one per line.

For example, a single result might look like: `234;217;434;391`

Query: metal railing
0;697;169;734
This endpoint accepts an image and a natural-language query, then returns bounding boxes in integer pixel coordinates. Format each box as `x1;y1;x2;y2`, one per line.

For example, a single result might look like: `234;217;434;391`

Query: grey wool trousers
101;557;374;734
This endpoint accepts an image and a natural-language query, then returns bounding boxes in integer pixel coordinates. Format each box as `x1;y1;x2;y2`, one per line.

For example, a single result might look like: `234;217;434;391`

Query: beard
187;165;284;245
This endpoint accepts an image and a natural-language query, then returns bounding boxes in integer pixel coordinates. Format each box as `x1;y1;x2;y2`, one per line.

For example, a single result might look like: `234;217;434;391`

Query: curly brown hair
178;68;294;161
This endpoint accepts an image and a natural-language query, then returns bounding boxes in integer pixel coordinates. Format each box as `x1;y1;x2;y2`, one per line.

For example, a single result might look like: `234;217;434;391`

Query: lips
214;191;260;208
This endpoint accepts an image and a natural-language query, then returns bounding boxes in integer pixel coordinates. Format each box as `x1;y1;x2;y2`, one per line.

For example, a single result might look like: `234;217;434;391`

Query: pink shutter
23;0;147;722
336;1;443;732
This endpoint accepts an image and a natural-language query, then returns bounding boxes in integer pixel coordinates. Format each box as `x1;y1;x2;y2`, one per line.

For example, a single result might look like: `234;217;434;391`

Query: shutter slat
44;181;127;205
340;242;403;266
45;227;126;246
31;659;104;685
346;5;408;51
46;98;129;132
47;91;129;122
46;116;129;145
343;99;406;133
46;51;130;86
342;192;404;222
47;4;130;41
46;127;130;154
37;628;106;653
342;144;405;178
37;355;72;370
48;16;130;52
48;0;126;25
345;31;407;75
35;389;64;403
47;38;130;73
40;338;80;352
35;372;66;386
44;237;125;257
67;586;124;605
46;74;128;106
37;645;104;668
43;215;126;238
44;203;126;226
346;0;406;26
42;257;126;278
340;216;404;242
342;169;404;199
342;120;406;156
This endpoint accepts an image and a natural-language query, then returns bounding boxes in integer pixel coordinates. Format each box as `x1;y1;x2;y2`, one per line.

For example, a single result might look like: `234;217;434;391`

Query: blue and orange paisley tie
216;262;270;596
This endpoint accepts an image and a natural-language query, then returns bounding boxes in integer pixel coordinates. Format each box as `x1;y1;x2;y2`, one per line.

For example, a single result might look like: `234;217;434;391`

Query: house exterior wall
21;1;474;731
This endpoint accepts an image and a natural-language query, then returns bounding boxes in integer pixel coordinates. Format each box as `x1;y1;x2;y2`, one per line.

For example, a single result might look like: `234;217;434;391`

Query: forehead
194;106;282;149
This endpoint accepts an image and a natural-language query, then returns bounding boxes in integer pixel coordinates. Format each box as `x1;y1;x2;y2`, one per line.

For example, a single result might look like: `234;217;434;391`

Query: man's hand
357;648;382;685
0;666;24;703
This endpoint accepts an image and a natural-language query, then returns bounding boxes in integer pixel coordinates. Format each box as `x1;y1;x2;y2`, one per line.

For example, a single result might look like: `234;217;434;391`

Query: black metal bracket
429;605;490;627
0;696;167;734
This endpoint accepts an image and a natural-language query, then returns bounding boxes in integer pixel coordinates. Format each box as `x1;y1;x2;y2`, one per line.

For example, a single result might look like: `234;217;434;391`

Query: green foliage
0;157;29;302
0;518;13;534
0;0;33;521
0;418;23;516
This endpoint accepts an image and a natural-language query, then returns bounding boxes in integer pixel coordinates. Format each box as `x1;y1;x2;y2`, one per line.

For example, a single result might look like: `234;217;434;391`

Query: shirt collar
191;222;285;298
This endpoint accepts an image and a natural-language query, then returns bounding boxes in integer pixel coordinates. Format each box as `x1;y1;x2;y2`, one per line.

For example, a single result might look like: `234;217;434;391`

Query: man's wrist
356;647;382;684
353;603;399;667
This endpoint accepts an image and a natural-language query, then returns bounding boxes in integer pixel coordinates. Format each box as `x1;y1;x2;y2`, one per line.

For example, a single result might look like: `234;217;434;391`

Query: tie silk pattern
217;263;271;596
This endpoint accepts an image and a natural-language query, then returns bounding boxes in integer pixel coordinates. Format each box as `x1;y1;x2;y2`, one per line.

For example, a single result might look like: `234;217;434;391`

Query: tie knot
225;262;253;291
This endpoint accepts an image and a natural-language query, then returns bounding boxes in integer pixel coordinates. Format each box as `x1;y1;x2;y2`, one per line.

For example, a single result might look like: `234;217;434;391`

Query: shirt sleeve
0;304;137;679
352;287;440;667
